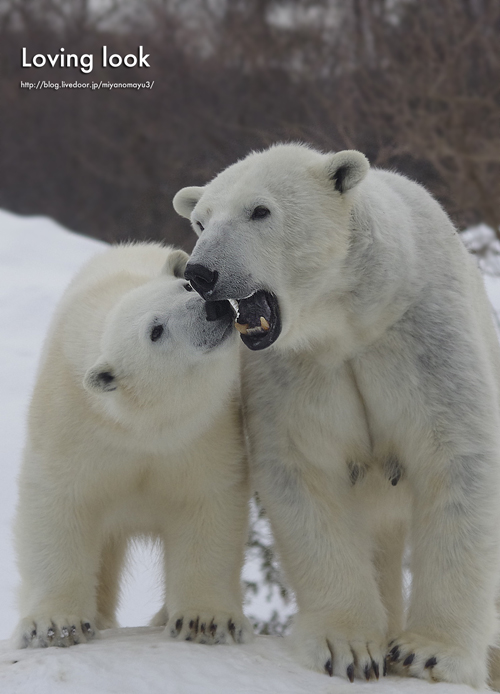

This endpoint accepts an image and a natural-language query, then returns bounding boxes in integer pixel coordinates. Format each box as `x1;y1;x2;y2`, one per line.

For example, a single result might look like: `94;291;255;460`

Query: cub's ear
162;249;190;278
172;186;205;220
326;150;369;194
83;359;117;394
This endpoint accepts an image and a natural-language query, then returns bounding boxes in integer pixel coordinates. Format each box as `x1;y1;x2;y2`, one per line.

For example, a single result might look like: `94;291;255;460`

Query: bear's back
65;242;170;299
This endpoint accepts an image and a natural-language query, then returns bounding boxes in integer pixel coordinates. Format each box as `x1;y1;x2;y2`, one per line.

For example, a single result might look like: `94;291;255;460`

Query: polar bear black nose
184;263;219;296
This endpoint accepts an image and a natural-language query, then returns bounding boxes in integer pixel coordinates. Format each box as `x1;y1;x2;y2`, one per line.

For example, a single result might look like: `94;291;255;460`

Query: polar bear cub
174;143;500;688
13;242;252;649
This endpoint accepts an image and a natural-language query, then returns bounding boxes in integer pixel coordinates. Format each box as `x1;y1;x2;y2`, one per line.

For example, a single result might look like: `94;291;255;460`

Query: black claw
174;618;183;634
84;626;94;638
389;646;400;662
83;622;92;634
425;656;437;669
325;658;333;677
383;659;388;677
47;628;55;639
188;617;199;635
200;623;206;635
403;653;415;667
70;626;77;635
30;629;36;639
347;663;355;683
209;621;217;636
364;663;371;680
372;660;380;680
228;619;236;638
185;635;192;641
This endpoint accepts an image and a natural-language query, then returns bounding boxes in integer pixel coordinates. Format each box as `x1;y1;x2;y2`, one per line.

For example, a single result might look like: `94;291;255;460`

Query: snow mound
0;628;481;694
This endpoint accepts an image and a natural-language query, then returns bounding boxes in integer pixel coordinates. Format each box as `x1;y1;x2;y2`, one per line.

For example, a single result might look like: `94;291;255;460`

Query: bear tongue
235;290;271;335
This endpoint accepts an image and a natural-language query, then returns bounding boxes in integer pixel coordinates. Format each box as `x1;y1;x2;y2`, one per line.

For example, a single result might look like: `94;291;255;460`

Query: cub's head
83;248;238;417
173;143;369;351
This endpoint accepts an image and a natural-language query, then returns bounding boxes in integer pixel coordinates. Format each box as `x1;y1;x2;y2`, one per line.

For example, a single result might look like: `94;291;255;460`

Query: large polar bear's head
173;144;369;351
83;248;238;431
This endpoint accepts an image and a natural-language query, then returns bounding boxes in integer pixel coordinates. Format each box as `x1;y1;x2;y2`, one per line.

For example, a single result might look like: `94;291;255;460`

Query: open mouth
204;290;281;350
228;290;281;350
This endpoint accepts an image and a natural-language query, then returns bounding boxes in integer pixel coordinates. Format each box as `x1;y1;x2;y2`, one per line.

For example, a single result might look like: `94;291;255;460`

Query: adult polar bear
174;144;500;688
14;242;252;649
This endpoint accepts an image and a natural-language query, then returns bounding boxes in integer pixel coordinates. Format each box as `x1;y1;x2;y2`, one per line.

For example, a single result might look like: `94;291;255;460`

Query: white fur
13;242;252;649
174;144;500;688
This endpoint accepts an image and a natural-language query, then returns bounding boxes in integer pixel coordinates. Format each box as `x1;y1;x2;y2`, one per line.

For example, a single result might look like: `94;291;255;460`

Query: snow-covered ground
0;627;482;694
0;208;498;692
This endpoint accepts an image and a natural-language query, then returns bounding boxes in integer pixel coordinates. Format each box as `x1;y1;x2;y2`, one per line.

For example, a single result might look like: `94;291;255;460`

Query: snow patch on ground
0;627;482;694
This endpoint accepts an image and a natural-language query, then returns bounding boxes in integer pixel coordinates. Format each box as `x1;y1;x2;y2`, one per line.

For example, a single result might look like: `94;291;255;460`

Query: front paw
14;615;97;649
291;613;386;682
386;631;486;688
166;609;253;645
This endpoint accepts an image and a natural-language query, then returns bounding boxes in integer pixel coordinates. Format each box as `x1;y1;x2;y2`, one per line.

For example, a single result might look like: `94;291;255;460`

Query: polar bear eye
196;221;204;231
150;324;164;342
184;282;194;292
251;206;270;220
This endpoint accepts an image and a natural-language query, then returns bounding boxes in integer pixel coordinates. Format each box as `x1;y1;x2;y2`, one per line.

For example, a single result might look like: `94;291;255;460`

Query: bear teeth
245;326;266;336
235;319;268;336
228;299;240;317
235;322;249;334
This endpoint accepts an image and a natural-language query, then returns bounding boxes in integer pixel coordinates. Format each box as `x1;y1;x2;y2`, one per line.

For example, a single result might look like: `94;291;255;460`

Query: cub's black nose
184;262;219;296
205;299;232;321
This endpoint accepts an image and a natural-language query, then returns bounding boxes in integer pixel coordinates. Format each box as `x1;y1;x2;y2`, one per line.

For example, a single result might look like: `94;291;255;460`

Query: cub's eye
196;221;204;231
150;324;164;342
251;206;270;220
184;282;194;292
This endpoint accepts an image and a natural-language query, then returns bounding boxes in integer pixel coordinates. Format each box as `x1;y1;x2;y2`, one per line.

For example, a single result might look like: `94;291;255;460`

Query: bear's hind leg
387;450;500;688
162;483;253;646
373;520;407;640
95;535;128;631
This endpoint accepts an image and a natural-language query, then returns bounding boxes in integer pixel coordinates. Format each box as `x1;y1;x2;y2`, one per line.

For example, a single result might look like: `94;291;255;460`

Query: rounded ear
83;360;117;394
326;150;369;194
172;186;205;220
162;249;190;278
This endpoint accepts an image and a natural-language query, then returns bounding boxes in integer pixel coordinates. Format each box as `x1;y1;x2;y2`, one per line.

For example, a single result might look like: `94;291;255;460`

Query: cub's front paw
386;631;486;688
291;613;386;682
166;610;253;645
14;615;97;649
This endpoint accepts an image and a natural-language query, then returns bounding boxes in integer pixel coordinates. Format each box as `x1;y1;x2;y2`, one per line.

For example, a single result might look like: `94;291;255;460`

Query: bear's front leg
162;481;253;646
257;461;388;682
13;463;102;649
387;449;500;689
